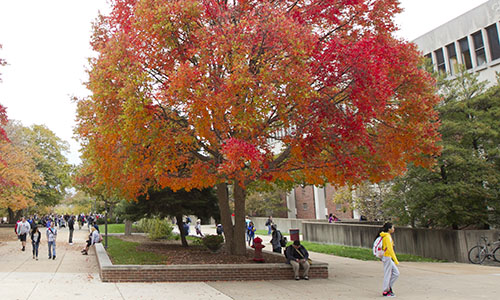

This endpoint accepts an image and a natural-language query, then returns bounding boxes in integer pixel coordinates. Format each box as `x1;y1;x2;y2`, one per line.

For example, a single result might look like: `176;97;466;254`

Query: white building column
313;186;327;220
286;190;297;219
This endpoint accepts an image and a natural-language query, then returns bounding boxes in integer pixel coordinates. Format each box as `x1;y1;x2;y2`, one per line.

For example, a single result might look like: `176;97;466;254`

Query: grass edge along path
106;236;167;265
297;241;443;262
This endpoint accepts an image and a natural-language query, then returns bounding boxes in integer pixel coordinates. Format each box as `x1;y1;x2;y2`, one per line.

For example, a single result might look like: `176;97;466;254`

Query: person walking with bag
270;224;284;253
30;226;41;260
46;222;57;260
378;222;399;297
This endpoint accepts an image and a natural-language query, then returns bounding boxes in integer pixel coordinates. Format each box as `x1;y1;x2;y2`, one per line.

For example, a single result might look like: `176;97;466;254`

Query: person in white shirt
46;222;57;260
16;217;31;252
195;219;204;237
81;227;100;255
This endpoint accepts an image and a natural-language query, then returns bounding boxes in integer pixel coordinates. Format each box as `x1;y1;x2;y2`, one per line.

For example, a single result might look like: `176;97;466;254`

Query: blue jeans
48;241;56;257
32;241;39;257
267;225;272;235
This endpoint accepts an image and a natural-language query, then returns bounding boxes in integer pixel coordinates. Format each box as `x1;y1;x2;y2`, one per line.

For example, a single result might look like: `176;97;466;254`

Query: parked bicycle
468;236;500;264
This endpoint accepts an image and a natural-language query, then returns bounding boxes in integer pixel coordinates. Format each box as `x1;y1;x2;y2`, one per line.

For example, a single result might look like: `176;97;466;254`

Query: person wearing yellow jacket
379;223;399;297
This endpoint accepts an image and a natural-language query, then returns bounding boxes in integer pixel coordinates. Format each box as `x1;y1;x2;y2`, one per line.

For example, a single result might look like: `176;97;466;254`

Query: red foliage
76;0;441;199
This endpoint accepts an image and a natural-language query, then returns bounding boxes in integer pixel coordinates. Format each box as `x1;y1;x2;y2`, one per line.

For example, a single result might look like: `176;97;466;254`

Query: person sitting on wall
285;240;310;280
81;227;100;255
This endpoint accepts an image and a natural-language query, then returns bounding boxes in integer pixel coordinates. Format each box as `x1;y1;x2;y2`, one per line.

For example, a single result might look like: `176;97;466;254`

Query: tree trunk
7;208;15;224
7;209;22;224
216;183;235;254
175;214;188;247
124;219;132;236
232;182;247;256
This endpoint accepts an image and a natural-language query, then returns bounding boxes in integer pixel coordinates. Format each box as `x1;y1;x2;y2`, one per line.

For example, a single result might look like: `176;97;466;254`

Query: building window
486;24;500;61
434;48;446;73
336;203;342;210
472;31;487;66
446;43;458;75
459;37;473;70
424;53;433;64
302;203;308;211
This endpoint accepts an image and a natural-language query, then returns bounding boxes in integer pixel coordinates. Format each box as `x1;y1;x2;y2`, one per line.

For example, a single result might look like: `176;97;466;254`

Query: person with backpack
375;222;399;297
270;224;286;253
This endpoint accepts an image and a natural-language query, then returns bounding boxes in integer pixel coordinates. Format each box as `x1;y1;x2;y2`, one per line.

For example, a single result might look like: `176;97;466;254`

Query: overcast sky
0;0;490;165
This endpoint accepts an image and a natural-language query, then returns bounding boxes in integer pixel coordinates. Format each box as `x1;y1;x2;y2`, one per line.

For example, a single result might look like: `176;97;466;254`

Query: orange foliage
75;0;441;200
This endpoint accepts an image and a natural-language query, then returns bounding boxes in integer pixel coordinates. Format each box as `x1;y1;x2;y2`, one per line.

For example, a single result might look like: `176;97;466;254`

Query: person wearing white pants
378;223;399;297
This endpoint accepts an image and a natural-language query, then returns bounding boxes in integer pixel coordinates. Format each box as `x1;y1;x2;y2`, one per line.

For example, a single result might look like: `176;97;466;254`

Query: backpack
284;245;291;258
279;232;287;247
372;236;384;259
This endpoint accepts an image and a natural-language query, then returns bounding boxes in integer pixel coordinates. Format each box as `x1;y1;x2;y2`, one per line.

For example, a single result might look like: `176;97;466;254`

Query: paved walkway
0;226;499;299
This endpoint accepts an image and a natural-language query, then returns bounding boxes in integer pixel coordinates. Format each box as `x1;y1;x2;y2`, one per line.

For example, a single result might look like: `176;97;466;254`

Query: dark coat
285;245;309;263
30;230;41;244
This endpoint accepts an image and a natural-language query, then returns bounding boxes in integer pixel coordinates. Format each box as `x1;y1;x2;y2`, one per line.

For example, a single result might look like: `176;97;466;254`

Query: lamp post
104;197;108;249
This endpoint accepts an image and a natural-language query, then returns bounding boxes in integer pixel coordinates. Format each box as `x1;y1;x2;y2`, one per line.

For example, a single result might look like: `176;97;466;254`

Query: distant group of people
13;213;103;260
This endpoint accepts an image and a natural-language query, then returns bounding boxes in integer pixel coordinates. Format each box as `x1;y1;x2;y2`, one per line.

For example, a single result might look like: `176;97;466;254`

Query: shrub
137;218;173;240
202;235;224;252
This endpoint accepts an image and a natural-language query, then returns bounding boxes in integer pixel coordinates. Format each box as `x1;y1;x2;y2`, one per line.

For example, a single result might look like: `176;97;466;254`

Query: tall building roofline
412;0;492;43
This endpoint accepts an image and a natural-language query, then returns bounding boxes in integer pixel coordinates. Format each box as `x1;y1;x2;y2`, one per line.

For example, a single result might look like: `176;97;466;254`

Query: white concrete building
414;0;500;85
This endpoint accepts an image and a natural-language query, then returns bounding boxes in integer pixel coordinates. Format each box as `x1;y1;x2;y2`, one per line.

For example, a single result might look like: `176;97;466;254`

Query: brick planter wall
95;244;328;282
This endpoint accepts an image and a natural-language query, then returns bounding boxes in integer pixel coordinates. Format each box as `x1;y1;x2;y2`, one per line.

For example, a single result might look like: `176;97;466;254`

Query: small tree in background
385;68;500;229
116;187;219;247
245;183;288;217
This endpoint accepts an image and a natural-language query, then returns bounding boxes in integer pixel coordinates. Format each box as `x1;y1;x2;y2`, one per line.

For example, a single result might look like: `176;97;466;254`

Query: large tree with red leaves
0;45;11;190
76;0;441;255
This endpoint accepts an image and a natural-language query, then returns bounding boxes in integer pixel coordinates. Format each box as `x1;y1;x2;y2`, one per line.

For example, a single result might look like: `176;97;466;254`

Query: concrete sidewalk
0;227;499;299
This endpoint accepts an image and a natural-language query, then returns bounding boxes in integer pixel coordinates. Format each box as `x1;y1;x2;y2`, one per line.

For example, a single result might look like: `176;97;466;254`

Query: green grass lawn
100;223;138;234
102;224;125;233
255;229;289;236
296;241;442;262
105;236;167;265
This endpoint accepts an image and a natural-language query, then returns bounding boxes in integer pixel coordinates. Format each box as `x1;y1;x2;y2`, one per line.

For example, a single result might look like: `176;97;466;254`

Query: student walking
247;221;256;246
16;217;31;251
265;216;273;235
270;224;284;253
377;222;399;297
47;222;57;260
68;216;75;245
30;226;41;260
195;219;204;237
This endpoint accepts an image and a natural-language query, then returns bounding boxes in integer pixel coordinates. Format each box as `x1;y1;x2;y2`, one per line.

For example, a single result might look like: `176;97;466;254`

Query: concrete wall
251;217;328;233
302;222;500;263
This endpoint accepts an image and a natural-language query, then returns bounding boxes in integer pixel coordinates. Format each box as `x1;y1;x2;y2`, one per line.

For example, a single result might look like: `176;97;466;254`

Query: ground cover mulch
116;235;286;265
0;227;18;243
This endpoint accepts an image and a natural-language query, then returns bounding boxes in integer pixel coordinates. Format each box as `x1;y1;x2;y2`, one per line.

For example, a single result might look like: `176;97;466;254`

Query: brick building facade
286;184;353;220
